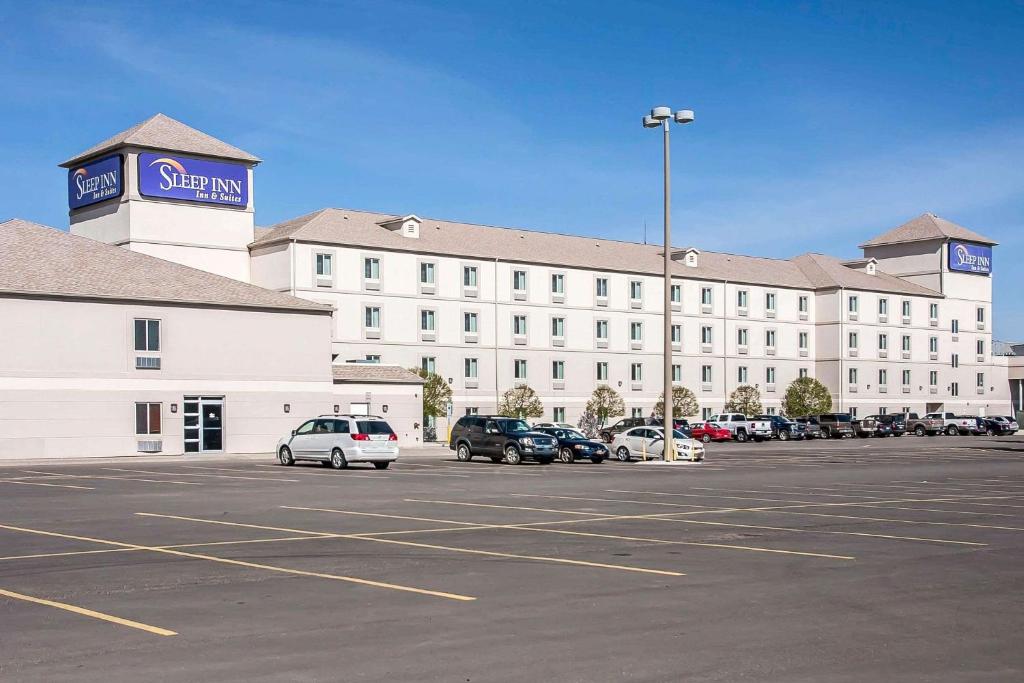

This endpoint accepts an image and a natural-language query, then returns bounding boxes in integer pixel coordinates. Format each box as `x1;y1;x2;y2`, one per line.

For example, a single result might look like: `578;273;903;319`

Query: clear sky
2;1;1022;337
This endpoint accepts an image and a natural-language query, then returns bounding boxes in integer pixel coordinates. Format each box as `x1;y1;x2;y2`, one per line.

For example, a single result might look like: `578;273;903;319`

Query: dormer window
377;214;421;238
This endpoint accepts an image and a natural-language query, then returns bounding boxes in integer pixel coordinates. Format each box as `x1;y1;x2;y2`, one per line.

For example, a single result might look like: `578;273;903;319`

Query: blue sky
1;0;1022;337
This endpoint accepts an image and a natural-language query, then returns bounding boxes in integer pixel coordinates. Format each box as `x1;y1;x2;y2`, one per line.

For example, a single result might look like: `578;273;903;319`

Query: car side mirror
291;430;297;436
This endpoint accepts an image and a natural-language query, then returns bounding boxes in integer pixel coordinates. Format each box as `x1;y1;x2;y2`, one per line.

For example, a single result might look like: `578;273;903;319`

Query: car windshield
497;419;531;432
655;429;689;439
356;420;394;435
562;429;587;440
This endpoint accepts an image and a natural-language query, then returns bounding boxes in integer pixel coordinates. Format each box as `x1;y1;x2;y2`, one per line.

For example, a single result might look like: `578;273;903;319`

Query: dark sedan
534;427;608;463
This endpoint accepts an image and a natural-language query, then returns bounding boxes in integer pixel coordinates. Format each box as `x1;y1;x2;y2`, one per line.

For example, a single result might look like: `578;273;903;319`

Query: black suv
599;417;648;443
449;416;557;465
815;413;855;439
753;415;806;441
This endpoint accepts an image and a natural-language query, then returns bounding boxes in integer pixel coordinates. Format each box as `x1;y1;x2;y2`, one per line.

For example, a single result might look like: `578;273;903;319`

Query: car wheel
278;446;294;466
914;425;925;437
778;430;790;442
735;431;748;443
601;432;612;443
559;448;575;464
821;427;831;439
986;428;995;436
946;425;959;436
591;456;604;464
330;448;348;470
701;434;711;443
373;462;390;470
504;446;522;465
456;443;473;461
616;447;631;462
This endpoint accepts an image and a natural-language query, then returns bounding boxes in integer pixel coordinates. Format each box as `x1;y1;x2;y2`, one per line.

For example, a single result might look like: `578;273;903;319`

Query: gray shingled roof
253;207;940;295
859;213;997;248
0;219;330;312
792;253;941;297
253;208;818;290
332;364;425;384
61;114;260;167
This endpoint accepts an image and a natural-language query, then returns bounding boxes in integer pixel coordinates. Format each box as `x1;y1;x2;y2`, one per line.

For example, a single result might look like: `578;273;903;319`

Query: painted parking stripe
102;467;300;483
0;587;176;636
20;470;204;486
0;478;94;490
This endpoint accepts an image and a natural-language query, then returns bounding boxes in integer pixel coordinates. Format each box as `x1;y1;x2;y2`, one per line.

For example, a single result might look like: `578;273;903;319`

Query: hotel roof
859;213;997;248
61;114;261;167
0;219;330;312
253;207;942;296
332;364;425;384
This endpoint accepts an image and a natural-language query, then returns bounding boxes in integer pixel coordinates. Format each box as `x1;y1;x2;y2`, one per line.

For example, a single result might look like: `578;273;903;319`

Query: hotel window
514;359;528;380
878;333;888;351
464;312;478;334
737;366;748;384
765;329;777;348
765;292;777;314
799;368;809;379
702;407;713;420
798;295;809;314
364;355;381;363
878;298;888;317
552;361;565;380
849;368;858;384
421;356;436;374
701;326;713;345
595;320;609;340
670;284;681;304
134;319;160;352
363;257;380;281
902;300;912;319
929;370;938;387
551;273;565;295
630;363;643;382
952;353;959;368
420;309;436;332
419;262;435;285
552;317;566;339
902;369;911;386
630;322;643;342
315;252;333;278
135;402;161;435
596;361;609;381
929;302;939;322
848;331;859;350
951;382;959;397
977;339;985;357
766;367;776;385
633;408;645;418
848;295;859;314
737;289;749;309
512;269;528;293
952;319;959;334
878;369;888;386
902;335;911;352
513;315;528;336
463;265;478;288
364;306;381;331
465;407;479;416
737;328;749;347
553;407;566;423
629;280;643;303
798;332;809;350
977;372;985;388
701;365;713;383
671;324;682;344
672;364;682;382
701;286;713;306
850;407;858;418
929;336;939;353
595;277;609;299
977;307;985;328
464;358;478;379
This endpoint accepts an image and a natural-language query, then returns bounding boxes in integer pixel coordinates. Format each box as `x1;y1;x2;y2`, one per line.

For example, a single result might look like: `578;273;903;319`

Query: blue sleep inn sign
137;152;248;207
948;241;993;275
67;154;123;209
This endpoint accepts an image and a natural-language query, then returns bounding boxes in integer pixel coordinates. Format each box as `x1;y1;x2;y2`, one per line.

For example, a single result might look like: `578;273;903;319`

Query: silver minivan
277;415;398;469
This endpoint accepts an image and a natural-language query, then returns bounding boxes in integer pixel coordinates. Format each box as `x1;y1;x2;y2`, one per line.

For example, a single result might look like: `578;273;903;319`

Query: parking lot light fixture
643;104;694;461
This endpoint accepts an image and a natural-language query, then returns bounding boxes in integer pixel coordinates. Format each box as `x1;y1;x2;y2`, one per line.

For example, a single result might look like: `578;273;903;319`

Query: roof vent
377;214;421;238
670;247;701;268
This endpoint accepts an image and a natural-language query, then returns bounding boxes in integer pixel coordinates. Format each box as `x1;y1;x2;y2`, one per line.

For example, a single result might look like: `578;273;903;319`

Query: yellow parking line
0;522;474;602
404;499;610;516
137;513;684;577
0;478;94;490
0;587;176;636
103;467;300;483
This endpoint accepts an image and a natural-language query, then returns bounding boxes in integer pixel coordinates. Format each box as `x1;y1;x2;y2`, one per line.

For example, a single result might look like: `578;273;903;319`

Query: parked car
277;415;398;469
994;416;1020;434
980;417;1015;436
753;415;806;441
533;422;577;430
706;413;772;443
852;415;891;438
690;422;733;443
533;426;608;463
925;412;985;436
873;413;907;436
449;416;557;464
815;413;855;439
794;417;823;439
599;417;649;443
904;412;944;437
610;426;705;462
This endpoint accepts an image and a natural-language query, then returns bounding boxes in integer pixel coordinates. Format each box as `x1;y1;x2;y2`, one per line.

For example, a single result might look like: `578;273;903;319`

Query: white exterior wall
0;296;335;459
331;381;424;446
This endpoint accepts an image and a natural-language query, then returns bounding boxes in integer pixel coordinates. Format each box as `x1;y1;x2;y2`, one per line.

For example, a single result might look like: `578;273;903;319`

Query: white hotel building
0;114;1016;458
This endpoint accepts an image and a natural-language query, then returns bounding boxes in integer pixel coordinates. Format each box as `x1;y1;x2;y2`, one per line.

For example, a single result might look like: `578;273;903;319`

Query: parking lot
2;435;1024;681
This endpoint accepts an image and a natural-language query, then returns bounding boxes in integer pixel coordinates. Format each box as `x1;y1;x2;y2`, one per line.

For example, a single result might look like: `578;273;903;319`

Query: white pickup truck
924;412;984;436
707;413;773;443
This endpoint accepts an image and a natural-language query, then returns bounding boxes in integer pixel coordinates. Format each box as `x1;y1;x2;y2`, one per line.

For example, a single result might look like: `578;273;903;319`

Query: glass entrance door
184;396;224;453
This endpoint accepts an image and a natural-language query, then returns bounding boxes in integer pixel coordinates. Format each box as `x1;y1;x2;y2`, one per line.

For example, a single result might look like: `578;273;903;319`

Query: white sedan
609;426;705;462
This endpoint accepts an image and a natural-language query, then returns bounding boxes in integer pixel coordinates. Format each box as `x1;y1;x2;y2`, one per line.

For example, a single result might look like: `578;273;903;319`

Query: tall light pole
643;106;694;461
